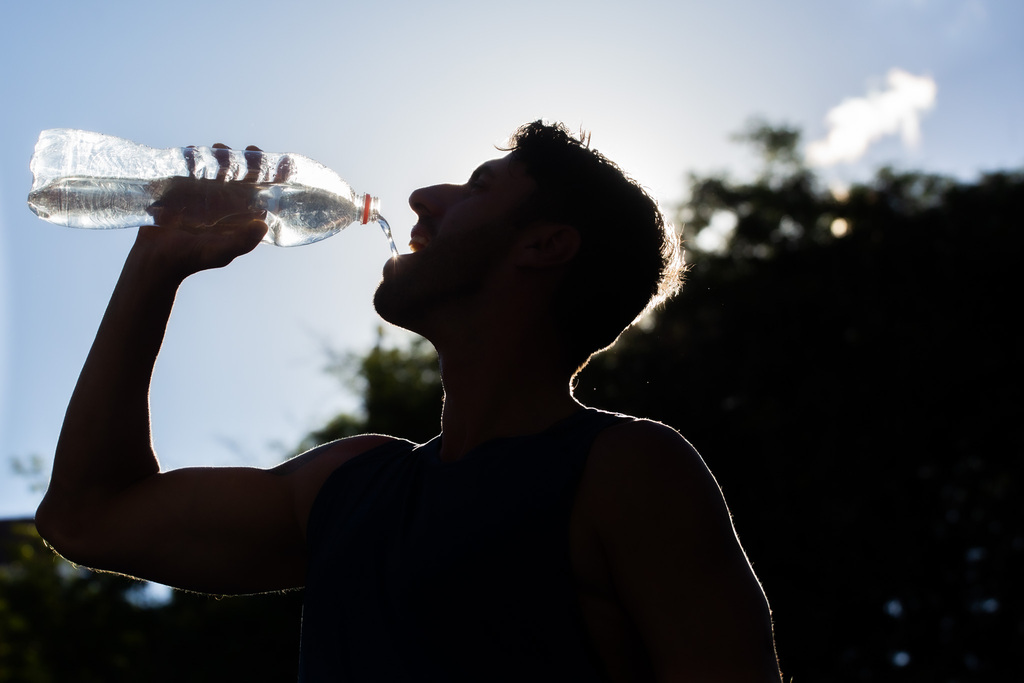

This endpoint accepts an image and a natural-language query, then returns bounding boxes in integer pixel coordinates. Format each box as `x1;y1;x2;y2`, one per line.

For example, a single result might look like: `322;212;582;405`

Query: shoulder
271;433;404;478
271;434;407;538
589;416;698;460
585;418;712;498
578;419;782;679
579;417;733;544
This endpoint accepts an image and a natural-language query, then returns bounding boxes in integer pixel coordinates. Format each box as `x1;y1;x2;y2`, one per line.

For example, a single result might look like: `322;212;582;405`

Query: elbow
36;487;135;574
35;494;66;552
35;492;87;561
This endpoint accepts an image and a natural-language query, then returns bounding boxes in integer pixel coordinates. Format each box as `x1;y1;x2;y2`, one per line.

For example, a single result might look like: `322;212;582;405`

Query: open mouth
408;225;433;252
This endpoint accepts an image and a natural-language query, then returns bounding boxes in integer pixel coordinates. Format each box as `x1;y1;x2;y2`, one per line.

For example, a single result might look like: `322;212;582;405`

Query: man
36;121;783;681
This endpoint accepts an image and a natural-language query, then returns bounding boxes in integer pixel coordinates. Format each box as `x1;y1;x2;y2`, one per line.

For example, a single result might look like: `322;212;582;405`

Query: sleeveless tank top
299;408;629;682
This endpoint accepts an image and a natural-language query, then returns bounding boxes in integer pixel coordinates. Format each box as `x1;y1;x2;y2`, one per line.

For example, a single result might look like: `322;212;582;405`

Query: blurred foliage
296;330;443;450
0;522;302;682
2;121;1019;680
575;120;1023;680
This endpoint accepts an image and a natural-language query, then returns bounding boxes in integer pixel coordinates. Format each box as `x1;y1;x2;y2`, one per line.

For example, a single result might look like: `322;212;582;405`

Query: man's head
503;121;685;375
375;121;684;376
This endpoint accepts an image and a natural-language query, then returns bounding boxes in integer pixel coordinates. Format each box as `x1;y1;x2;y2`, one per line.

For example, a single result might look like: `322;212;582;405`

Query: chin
372;279;424;336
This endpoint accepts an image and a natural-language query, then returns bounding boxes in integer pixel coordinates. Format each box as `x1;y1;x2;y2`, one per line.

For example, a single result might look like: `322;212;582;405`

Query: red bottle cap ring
361;194;373;224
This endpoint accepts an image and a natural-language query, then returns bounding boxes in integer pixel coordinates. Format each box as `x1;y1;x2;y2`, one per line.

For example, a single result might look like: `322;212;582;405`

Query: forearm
38;243;184;541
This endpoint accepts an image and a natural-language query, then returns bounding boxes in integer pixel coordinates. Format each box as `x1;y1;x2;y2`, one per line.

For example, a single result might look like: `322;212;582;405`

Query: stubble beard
372;248;488;339
373;221;515;338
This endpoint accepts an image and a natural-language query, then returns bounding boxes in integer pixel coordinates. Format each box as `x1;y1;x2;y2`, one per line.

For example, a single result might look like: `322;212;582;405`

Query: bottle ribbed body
27;129;379;247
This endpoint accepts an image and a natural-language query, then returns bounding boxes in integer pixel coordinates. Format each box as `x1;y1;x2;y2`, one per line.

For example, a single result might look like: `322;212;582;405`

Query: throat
437;384;581;462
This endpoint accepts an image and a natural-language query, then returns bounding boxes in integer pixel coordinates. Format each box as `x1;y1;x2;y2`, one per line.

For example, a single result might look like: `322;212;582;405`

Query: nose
408;184;458;220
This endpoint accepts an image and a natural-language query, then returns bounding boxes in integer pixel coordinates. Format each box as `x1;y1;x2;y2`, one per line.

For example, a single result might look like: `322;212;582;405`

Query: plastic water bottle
27;128;398;253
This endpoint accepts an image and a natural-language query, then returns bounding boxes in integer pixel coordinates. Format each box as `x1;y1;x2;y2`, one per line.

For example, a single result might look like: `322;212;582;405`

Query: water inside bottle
27;177;162;230
29;167;402;255
378;216;399;258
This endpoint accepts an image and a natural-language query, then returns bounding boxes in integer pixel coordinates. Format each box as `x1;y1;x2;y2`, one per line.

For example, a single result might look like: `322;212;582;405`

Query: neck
432;317;580;462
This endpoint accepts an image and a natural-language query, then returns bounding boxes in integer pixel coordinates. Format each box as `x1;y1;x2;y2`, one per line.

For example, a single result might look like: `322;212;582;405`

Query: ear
513;222;581;270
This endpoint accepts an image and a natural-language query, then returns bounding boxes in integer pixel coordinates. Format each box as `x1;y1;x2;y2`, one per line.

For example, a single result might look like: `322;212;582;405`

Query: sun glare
830;217;850;238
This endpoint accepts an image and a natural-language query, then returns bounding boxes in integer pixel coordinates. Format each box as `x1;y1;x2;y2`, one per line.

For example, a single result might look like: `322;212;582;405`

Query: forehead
470;155;534;190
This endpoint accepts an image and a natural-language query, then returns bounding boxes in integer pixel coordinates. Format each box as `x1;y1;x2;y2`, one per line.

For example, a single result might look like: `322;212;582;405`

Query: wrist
126;226;205;285
121;237;190;300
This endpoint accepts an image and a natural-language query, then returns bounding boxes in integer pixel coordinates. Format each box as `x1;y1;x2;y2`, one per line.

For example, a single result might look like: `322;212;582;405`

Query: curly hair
503;121;686;375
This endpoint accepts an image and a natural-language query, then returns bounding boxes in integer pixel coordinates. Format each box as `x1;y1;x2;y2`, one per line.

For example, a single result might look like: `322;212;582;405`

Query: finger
274;154;293;184
231;217;271;255
243;146;263;183
148;201;184;227
210;207;267;226
213;214;270;251
195;217;270;271
213;144;231;182
241;218;270;250
183;146;197;178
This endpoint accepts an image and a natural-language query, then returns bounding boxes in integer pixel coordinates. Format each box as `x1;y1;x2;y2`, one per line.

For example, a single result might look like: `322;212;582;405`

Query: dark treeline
1;123;1020;681
575;123;1023;680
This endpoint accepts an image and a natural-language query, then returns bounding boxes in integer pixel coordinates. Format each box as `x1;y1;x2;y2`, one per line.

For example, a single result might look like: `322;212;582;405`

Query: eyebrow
468;163;498;184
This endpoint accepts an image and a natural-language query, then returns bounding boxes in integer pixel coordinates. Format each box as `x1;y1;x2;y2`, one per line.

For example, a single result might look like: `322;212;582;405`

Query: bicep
46;435;390;595
585;422;781;681
71;465;308;595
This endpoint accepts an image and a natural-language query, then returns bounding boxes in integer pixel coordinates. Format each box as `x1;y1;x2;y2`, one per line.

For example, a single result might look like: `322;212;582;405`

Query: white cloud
806;69;937;166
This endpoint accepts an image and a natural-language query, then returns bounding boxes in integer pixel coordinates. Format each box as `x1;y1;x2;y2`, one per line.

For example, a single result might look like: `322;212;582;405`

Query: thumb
198;215;269;269
234;216;270;252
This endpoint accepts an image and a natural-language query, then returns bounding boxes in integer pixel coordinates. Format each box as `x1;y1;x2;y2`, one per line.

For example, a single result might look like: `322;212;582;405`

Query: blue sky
2;0;1021;517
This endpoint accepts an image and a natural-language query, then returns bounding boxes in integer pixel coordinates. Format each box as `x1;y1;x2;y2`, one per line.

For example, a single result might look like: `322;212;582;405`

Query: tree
296;328;443;450
574;122;1023;680
0;519;304;682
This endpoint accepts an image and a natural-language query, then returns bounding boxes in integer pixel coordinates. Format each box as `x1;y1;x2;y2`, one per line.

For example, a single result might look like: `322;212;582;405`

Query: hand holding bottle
133;211;267;280
148;143;287;230
132;142;271;279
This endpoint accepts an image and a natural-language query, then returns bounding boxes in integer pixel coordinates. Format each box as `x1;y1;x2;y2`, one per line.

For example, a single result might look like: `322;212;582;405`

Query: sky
1;0;1021;518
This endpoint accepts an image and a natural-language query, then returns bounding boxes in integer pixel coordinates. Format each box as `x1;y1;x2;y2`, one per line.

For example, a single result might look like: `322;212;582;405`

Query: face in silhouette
373;155;537;337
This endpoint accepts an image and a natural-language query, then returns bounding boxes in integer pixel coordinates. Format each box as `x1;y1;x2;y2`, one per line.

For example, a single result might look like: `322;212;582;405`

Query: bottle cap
361;194;379;224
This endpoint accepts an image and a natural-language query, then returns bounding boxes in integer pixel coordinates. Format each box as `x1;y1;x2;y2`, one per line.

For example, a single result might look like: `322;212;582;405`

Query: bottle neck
360;194;380;224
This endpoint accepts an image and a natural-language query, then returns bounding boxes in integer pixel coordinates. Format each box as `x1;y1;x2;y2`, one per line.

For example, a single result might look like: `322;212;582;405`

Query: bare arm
35;205;384;594
580;421;783;682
